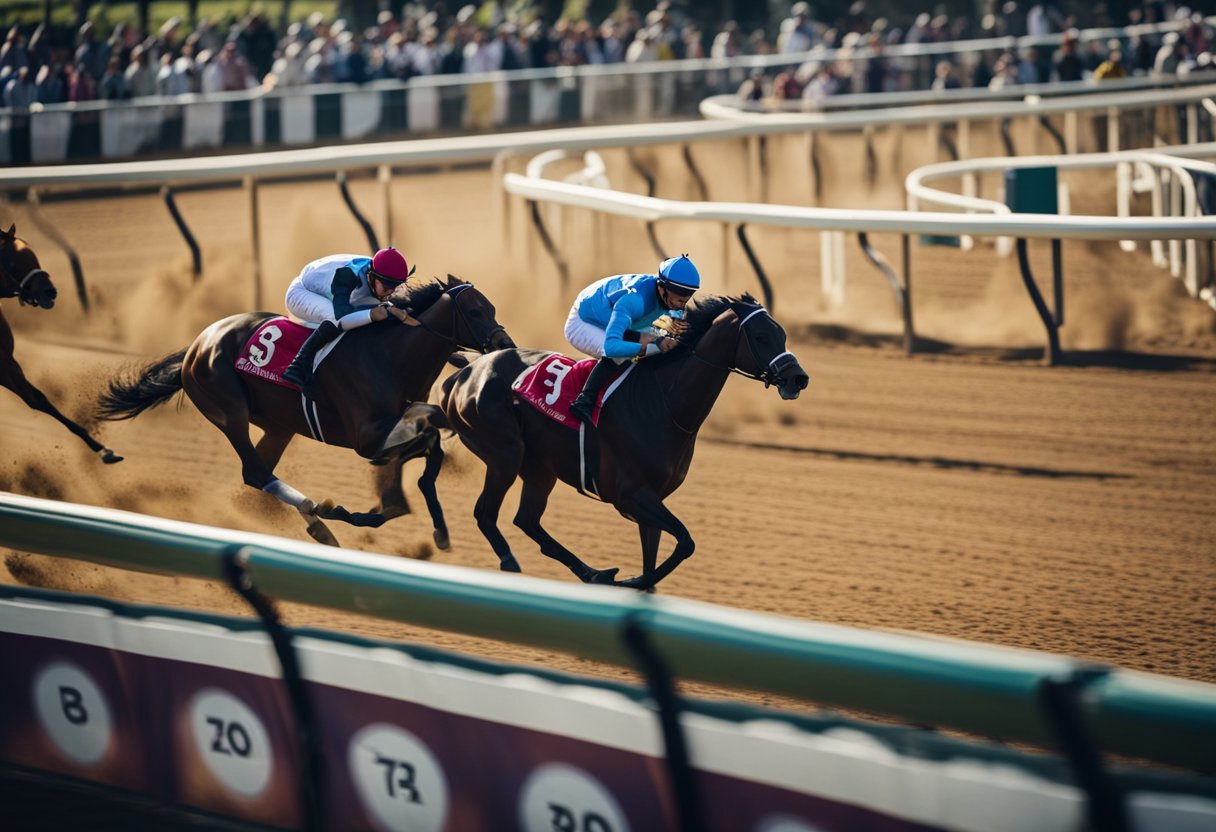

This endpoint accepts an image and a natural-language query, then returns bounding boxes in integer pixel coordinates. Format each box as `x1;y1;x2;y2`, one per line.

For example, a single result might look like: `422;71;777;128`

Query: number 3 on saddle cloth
234;317;341;391
512;354;635;499
512;353;634;429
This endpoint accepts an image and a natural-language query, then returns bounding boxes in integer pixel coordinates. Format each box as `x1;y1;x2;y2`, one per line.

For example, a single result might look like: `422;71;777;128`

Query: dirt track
2;134;1215;702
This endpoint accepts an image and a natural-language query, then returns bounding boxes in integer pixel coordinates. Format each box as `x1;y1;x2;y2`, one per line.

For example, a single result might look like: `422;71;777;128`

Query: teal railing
1;491;1212;774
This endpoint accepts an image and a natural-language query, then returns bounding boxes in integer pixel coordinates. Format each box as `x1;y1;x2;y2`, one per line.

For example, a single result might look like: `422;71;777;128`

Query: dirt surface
2;135;1215;708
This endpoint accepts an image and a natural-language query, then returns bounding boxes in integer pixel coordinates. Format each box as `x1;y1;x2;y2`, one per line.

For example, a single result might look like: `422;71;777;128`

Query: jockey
565;254;699;425
281;247;416;387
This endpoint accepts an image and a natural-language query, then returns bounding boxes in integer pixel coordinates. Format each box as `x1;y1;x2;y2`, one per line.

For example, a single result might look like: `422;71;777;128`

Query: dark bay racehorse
97;275;514;546
442;293;809;589
0;224;122;464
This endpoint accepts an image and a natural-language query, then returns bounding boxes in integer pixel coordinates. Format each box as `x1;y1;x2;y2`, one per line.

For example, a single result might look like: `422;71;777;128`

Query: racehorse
0;224;122;464
441;293;809;589
97;275;514;547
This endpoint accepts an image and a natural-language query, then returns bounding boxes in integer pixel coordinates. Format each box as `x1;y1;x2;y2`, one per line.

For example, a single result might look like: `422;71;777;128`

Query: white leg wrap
262;478;308;508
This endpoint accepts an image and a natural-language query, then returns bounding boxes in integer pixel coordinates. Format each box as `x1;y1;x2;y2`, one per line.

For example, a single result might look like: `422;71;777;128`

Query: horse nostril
47;288;57;298
796;374;809;389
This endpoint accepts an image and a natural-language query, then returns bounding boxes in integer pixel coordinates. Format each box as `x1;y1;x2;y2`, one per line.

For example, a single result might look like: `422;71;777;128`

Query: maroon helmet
369;247;415;285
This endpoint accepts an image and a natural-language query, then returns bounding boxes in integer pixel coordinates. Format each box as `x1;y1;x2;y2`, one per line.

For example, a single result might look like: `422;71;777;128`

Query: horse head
0;224;57;309
442;274;516;353
705;296;809;400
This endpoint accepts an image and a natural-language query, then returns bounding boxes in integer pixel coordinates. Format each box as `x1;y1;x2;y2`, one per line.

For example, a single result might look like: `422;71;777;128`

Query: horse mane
387;277;450;314
670;293;760;349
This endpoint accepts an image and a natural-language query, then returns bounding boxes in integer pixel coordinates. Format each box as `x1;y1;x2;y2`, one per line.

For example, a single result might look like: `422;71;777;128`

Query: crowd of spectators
1;1;1213;109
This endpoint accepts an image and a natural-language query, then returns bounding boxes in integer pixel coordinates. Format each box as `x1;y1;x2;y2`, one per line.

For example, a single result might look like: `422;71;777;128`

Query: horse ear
446;273;458;285
2;224;13;241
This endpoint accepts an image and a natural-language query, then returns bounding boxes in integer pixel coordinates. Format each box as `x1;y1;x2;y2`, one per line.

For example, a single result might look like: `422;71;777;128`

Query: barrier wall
4;582;1216;830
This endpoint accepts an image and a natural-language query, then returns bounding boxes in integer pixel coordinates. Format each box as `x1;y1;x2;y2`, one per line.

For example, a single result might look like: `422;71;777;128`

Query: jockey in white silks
281;247;416;387
564;254;700;425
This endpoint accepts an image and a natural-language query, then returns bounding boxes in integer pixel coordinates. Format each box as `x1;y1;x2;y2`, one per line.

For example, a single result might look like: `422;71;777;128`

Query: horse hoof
585;568;619;585
306;520;340;547
617;575;651;591
316;498;337;514
99;449;123;464
499;558;522;573
433;528;451;550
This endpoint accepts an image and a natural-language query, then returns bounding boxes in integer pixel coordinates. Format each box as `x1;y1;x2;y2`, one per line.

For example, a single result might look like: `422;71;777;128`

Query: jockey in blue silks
282;247;416;387
564;254;700;425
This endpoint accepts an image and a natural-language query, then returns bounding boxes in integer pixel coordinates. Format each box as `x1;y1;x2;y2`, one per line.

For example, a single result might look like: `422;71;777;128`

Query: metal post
378;164;393;248
246;176;263;311
337;170;379;253
621;617;705;832
222;546;324;832
1016;238;1061;366
626;147;665;259
528;200;570;288
1052;239;1064;327
162;186;202;279
902;233;915;354
681;143;708;201
859;231;915;354
24;188;88;312
734;224;775;311
1036;668;1128;832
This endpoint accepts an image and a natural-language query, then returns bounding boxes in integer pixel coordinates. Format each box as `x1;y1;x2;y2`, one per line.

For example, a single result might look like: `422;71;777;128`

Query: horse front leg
0;360;122;463
513;471;618;584
416;436;450;550
616;490;694;591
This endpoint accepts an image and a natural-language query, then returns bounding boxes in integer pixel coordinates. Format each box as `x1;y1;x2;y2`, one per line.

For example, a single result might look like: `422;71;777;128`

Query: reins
686;306;794;388
406;283;504;354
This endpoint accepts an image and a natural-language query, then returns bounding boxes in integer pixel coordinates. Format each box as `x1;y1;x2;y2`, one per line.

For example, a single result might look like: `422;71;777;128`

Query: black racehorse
442;293;809;589
97;275;514;547
0;224;122;464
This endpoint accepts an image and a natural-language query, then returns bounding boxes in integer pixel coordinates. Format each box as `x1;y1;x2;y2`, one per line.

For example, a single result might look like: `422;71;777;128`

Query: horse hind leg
513;471;618;584
415;435;450;550
0;360;122;463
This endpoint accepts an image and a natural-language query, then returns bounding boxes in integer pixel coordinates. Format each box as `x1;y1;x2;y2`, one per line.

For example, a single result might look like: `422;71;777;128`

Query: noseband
693;306;797;388
0;241;50;307
410;283;505;353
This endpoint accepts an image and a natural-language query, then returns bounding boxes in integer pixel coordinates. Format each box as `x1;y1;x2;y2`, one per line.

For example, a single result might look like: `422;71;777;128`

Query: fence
0;17;1206;166
1;492;1214;830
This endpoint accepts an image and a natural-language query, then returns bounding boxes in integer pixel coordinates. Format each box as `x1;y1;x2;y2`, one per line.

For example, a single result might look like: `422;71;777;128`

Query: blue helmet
657;254;700;293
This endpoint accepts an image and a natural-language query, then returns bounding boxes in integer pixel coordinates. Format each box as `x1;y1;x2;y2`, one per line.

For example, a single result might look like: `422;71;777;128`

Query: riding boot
283;320;340;388
569;357;617;425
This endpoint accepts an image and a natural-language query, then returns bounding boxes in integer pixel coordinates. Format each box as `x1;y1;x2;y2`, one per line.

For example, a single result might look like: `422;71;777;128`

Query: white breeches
285;278;335;324
565;305;607;358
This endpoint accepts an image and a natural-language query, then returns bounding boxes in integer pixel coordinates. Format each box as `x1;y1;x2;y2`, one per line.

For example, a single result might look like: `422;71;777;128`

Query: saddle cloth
512;353;631;430
235;317;341;390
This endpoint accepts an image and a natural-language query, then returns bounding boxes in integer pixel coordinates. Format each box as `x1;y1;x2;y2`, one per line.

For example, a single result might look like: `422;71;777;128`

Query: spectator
1026;2;1065;36
932;60;961;91
625;27;658;64
216;40;254;90
3;65;37;107
737;69;766;101
711;21;741;59
268;40;309;87
803;63;840;103
1052;31;1084;81
1154;32;1187;74
124;45;156;97
1;25;30;74
74;22;104;80
779;2;817;54
98;55;129;100
35;62;66;104
1016;47;1040;84
239;12;277;82
67;63;97;102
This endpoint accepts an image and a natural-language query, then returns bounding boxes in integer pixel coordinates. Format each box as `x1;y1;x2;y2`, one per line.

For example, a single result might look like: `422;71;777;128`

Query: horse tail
96;349;187;421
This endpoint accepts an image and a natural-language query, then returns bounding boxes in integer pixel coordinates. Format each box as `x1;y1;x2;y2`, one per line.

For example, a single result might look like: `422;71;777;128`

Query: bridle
0;239;50;307
691;305;799;389
407;282;506;354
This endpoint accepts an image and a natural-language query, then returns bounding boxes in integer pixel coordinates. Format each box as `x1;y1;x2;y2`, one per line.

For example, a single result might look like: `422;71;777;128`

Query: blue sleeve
602;293;646;358
330;267;361;319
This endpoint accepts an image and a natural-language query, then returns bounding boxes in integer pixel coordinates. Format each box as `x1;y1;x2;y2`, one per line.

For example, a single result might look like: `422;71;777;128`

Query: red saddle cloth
234;317;313;390
512;353;622;429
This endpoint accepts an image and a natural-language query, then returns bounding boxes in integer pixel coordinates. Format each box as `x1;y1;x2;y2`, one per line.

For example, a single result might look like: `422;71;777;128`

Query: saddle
512;353;632;429
235;317;342;390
